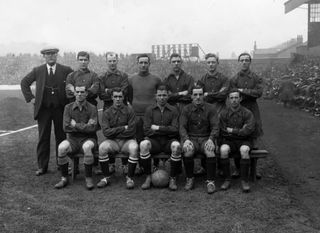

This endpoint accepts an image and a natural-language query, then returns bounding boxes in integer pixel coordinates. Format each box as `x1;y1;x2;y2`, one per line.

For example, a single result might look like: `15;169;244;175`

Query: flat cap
40;47;59;54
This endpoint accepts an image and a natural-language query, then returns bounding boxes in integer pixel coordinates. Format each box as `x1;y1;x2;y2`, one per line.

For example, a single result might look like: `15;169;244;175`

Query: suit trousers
36;106;66;171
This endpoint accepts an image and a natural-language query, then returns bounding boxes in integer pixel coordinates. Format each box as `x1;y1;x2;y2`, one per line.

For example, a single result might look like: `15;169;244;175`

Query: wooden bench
70;149;269;182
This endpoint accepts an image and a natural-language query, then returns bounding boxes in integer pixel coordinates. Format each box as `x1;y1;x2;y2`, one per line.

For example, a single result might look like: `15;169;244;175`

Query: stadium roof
284;0;310;14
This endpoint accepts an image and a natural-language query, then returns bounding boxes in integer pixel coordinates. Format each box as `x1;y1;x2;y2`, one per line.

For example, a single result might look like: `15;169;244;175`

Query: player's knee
99;141;111;155
128;141;138;155
139;140;151;154
183;142;194;158
240;145;250;159
82;140;94;154
205;150;215;158
183;151;194;158
220;144;230;159
171;141;181;155
58;140;70;156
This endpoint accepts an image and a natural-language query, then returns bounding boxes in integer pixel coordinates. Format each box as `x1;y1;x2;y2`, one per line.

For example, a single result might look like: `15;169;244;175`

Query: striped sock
140;153;151;175
128;156;139;178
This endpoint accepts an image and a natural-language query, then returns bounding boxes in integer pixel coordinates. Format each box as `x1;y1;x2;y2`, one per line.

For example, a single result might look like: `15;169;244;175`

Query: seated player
180;85;219;194
55;85;99;190
97;87;139;189
139;85;181;190
219;89;255;192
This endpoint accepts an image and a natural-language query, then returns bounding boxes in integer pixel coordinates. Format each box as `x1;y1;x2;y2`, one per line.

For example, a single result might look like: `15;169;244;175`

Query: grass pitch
0;92;318;233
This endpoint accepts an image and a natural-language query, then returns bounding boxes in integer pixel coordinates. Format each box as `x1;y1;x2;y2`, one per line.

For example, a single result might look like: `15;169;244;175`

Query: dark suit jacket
21;63;73;120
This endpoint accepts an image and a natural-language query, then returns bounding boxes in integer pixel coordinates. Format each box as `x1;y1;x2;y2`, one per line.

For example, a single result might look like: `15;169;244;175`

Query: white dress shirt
46;64;57;75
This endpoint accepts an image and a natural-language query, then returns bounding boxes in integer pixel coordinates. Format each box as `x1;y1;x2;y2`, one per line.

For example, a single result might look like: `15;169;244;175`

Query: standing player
180;85;219;194
54;86;99;190
219;89;255;192
200;53;229;112
163;53;194;112
129;54;162;142
65;51;100;106
99;52;129;110
97;88;139;189
21;47;73;176
139;85;181;190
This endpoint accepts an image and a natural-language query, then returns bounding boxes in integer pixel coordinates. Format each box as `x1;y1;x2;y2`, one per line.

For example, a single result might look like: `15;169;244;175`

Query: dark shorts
148;137;178;155
220;138;252;158
68;137;97;156
136;116;144;143
189;137;209;154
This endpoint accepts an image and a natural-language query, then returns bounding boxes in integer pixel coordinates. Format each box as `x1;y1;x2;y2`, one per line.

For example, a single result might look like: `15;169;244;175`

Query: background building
151;43;200;60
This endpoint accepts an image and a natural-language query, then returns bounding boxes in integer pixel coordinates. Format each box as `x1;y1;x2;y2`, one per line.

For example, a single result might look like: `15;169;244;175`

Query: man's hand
204;139;215;152
30;98;35;105
69;85;75;93
183;139;194;152
124;125;128;130
219;87;227;92
204;92;208;97
87;119;96;125
66;84;75;95
151;124;160;131
71;119;76;127
238;88;244;92
178;90;188;96
105;88;109;94
226;127;233;133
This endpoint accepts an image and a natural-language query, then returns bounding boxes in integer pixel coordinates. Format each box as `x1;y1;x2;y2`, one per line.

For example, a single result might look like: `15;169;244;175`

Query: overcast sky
0;0;308;58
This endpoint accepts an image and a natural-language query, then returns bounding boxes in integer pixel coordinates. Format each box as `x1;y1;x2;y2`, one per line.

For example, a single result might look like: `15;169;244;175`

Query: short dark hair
111;87;123;95
191;84;204;94
77;51;90;60
105;52;118;59
205;53;219;64
238;52;251;62
156;84;169;92
228;88;241;97
137;54;150;63
170;53;182;61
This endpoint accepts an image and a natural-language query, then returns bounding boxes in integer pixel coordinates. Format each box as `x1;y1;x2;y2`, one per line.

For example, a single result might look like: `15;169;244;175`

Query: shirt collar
206;70;218;78
191;103;205;111
106;69;121;76
78;68;90;74
110;104;126;113
46;63;57;74
138;71;150;77
228;105;241;113
72;101;88;110
239;69;252;78
151;103;172;111
168;69;185;78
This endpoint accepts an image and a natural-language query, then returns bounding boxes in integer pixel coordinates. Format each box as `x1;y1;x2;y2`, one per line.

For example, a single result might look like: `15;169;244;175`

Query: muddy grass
1;98;320;232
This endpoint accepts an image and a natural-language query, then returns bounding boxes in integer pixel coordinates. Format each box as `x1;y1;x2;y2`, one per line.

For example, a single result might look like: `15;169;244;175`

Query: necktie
49;67;53;77
49;67;55;95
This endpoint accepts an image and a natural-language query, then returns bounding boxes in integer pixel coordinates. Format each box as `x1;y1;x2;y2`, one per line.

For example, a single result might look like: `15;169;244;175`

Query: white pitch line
0;130;13;133
0;108;103;137
0;124;38;137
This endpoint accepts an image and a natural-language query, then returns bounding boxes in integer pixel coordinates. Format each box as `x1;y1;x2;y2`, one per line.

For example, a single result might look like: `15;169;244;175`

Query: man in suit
21;47;73;176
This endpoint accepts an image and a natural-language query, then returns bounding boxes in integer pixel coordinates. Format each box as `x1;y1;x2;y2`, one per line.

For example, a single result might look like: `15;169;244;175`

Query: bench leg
70;158;75;183
250;158;257;182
